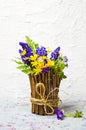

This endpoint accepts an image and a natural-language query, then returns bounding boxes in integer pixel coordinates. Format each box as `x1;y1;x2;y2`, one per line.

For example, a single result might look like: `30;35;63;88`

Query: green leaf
25;36;39;53
17;65;27;69
65;110;83;118
17;64;34;74
12;59;23;65
21;68;34;74
35;43;39;48
63;74;67;79
21;69;29;74
74;110;83;118
58;71;67;79
51;60;67;79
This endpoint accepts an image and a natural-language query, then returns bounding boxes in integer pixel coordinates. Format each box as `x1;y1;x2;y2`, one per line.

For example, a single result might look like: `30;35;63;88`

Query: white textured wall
0;0;86;99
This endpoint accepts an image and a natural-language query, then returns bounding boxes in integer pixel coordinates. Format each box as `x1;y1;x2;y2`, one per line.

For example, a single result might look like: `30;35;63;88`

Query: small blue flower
50;52;59;60
55;109;64;120
42;67;50;73
19;42;29;50
63;56;68;63
54;47;60;53
36;46;47;56
50;47;60;60
63;56;68;67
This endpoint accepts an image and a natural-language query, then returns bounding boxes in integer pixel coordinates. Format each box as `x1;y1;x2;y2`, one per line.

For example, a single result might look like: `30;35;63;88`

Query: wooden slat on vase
47;70;51;113
38;73;45;115
34;75;39;114
53;73;55;112
55;72;58;110
45;72;50;114
29;74;35;113
56;71;60;109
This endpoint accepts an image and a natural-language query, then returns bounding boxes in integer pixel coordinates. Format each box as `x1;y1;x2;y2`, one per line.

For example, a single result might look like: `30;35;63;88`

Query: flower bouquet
14;36;68;115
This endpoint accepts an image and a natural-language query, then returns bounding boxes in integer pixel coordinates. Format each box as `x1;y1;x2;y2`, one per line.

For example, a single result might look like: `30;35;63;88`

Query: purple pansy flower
26;47;33;57
22;57;30;65
50;52;59;60
19;49;31;65
55;109;64;120
42;67;50;73
54;47;60;53
19;42;33;57
36;46;47;56
19;42;29;50
19;42;33;65
50;47;60;60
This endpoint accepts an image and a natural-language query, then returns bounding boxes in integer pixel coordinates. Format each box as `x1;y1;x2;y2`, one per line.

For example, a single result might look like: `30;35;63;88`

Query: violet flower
36;46;47;56
42;67;50;73
55;109;64;120
19;42;33;65
50;47;60;60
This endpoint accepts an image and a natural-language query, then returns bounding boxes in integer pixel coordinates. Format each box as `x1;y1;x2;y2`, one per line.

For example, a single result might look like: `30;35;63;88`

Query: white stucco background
0;0;86;130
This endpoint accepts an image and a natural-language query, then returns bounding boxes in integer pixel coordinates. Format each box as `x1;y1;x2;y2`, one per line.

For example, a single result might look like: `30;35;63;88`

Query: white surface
0;0;86;130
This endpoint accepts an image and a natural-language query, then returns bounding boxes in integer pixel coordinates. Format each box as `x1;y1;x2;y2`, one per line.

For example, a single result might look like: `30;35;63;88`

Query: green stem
65;113;75;117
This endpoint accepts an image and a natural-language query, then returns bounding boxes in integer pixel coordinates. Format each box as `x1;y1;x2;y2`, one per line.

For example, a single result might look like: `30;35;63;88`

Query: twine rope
30;83;62;115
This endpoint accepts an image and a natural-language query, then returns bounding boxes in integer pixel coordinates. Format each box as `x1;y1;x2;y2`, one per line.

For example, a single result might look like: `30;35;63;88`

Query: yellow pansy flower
45;59;54;67
34;66;42;75
31;60;38;66
37;61;44;68
30;54;38;61
40;56;47;59
21;49;26;56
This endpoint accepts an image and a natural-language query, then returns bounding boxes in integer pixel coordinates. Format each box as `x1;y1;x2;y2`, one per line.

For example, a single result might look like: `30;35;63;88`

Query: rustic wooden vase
29;70;61;115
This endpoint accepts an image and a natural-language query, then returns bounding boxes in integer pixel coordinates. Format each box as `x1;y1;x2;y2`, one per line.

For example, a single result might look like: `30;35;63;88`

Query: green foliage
51;60;67;79
13;59;34;74
65;110;83;118
25;36;39;53
73;110;83;118
58;71;67;79
12;59;23;65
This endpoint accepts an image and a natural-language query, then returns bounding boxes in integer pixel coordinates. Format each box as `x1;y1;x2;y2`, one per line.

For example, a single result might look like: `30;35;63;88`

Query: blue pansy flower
50;47;60;60
19;49;30;65
54;47;60;53
55;109;64;120
36;46;47;56
42;67;50;73
19;42;29;50
19;42;33;65
19;42;33;57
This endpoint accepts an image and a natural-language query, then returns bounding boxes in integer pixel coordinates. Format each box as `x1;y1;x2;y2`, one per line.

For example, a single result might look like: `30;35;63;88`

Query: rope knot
41;98;47;104
30;83;62;115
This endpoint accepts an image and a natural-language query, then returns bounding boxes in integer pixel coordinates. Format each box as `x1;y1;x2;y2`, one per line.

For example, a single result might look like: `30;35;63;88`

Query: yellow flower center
30;54;38;61
21;50;26;56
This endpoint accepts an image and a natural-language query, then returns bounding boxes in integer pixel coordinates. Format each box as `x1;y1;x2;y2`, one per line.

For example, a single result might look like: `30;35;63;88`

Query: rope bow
30;83;62;115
